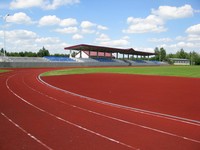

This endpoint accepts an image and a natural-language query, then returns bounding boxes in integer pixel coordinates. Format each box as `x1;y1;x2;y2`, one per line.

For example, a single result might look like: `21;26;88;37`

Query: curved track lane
1;68;200;150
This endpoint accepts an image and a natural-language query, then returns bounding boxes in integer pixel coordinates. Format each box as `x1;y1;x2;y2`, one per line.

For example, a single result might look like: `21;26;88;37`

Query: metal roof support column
123;54;125;60
80;50;82;58
89;51;91;58
128;54;130;59
97;51;99;57
116;52;118;59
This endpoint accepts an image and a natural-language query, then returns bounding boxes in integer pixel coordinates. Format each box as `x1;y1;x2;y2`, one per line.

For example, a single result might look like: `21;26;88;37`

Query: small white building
169;58;190;65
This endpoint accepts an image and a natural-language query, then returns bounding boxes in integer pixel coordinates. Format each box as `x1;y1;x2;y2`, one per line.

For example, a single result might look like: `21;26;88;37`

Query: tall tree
160;47;166;61
154;47;160;61
176;49;189;59
37;47;50;57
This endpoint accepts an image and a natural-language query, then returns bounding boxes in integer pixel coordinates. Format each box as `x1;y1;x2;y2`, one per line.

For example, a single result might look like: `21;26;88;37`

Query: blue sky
0;0;200;54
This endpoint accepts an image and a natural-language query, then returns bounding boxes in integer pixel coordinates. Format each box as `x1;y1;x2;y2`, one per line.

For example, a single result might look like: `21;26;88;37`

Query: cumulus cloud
95;34;129;47
44;0;80;10
7;12;34;24
80;21;96;28
38;15;60;26
123;15;166;33
80;21;108;34
35;37;61;44
10;0;80;10
186;24;200;35
72;34;83;40
0;29;69;54
60;18;78;27
148;38;172;43
5;30;38;40
38;15;78;27
123;4;194;34
96;33;110;42
10;0;43;9
55;27;78;34
152;4;193;20
97;25;108;30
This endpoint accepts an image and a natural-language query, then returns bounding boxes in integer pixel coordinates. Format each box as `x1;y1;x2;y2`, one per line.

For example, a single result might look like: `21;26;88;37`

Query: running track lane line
6;74;138;150
22;76;200;144
1;112;53;150
38;75;200;127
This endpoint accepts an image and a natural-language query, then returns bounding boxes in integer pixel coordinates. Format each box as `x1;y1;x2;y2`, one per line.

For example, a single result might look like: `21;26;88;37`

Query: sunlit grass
0;69;10;73
41;66;200;78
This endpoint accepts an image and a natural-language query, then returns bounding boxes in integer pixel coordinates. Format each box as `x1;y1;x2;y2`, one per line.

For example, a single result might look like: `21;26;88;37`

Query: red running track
1;68;200;150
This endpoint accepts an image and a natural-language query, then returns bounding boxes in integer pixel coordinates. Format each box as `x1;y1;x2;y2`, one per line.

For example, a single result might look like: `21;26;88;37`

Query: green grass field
0;70;9;73
41;66;200;78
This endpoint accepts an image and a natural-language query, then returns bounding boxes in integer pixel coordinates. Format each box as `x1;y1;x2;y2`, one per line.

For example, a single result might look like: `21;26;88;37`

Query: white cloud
175;36;187;41
135;47;154;53
96;34;129;47
186;24;200;35
35;37;61;44
38;15;60;26
80;21;108;34
152;4;193;20
60;18;78;27
10;0;80;10
81;29;96;34
158;24;200;53
72;34;83;40
7;12;34;24
148;38;172;43
5;30;38;40
44;0;80;10
55;27;78;34
10;0;43;9
38;15;78;27
187;35;200;42
95;33;110;42
81;21;96;28
123;4;194;34
0;29;69;54
97;25;108;30
123;15;166;33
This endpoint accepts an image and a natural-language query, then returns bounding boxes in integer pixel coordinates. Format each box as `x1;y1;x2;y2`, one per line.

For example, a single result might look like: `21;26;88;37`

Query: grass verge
0;69;10;73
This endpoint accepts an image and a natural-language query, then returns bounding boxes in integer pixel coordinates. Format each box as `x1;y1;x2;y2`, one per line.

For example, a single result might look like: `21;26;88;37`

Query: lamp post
1;14;10;57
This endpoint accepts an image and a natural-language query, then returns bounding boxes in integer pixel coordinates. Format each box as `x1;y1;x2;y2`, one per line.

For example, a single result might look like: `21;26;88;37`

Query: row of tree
0;47;69;57
151;47;200;65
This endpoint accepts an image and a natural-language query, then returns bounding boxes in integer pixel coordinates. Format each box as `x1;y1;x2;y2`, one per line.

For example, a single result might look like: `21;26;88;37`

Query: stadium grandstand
0;44;168;68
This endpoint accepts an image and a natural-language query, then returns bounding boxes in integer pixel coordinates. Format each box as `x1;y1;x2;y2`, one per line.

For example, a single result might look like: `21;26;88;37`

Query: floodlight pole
1;14;9;57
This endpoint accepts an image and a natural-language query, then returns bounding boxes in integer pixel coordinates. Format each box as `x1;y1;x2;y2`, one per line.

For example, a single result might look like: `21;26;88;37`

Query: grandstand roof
64;44;155;56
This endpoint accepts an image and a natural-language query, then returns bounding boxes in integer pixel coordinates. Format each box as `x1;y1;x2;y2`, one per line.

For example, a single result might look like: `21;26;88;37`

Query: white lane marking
38;75;200;127
1;112;53;150
22;77;200;144
6;74;138;150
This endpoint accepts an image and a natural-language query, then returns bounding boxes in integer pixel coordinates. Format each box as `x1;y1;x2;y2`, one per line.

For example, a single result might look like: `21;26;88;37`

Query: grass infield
41;66;200;78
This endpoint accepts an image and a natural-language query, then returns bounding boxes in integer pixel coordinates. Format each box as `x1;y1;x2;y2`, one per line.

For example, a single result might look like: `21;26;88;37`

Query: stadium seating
134;60;147;63
5;57;48;62
93;57;115;62
44;56;75;62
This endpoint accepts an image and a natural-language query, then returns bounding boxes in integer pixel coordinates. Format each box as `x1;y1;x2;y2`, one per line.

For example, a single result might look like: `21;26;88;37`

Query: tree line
150;47;200;65
0;47;69;57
